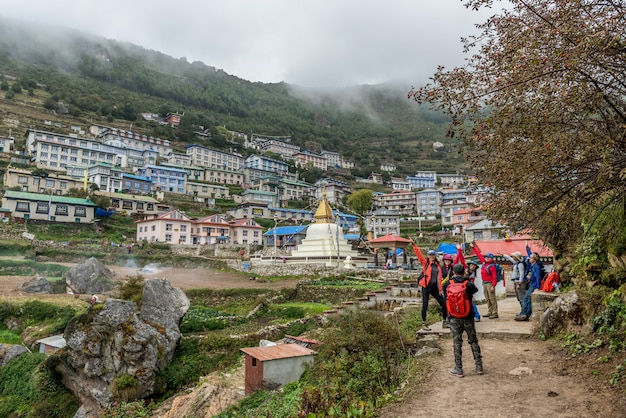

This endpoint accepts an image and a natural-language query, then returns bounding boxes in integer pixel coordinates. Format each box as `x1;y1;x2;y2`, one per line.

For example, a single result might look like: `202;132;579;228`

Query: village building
229;218;263;245
2;190;97;223
91;125;172;157
185;144;245;171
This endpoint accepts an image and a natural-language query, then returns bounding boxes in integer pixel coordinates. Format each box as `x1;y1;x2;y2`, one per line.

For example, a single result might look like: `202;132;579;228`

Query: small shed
36;334;66;355
240;343;316;394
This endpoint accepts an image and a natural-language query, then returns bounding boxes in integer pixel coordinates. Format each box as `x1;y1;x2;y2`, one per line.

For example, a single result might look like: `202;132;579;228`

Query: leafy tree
10;82;22;93
410;0;626;275
0;80;8;91
347;189;373;217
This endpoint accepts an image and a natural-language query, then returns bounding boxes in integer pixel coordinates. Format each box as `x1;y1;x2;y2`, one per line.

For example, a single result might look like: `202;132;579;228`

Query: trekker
445;263;483;378
516;252;542;321
410;239;448;330
454;243;481;321
503;251;527;306
474;246;500;319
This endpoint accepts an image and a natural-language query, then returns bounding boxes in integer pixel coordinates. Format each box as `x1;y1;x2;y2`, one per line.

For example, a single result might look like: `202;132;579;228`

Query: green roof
3;190;97;206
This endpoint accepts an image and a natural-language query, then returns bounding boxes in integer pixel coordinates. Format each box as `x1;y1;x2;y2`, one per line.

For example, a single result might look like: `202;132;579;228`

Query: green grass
0;329;22;344
270;302;331;316
0;260;69;277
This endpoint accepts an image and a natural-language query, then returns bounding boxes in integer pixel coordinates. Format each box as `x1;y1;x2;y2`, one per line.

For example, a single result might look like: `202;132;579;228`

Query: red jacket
474;246;498;286
412;243;443;291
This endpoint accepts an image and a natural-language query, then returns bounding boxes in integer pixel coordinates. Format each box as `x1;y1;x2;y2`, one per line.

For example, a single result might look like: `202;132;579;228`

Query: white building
185;144;245;171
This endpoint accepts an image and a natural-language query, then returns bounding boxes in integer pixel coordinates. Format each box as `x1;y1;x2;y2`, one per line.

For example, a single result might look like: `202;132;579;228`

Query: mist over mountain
0;16;462;176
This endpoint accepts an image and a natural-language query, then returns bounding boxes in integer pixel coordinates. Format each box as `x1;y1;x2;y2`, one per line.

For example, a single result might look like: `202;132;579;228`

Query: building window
16;201;30;212
36;202;49;214
55;204;68;216
151;225;156;231
45;179;55;188
165;234;172;242
74;206;86;217
180;225;187;232
166;223;173;231
18;176;28;184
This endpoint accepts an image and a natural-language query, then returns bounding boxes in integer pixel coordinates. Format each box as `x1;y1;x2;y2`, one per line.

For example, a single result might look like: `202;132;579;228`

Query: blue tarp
437;242;463;255
95;208;114;217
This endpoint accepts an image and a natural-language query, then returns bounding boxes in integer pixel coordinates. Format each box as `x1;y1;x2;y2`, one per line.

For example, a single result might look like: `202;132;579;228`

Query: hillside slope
0;16;463;176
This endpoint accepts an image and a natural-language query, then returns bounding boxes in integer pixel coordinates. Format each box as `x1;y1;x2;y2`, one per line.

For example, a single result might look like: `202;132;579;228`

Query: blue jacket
528;262;542;288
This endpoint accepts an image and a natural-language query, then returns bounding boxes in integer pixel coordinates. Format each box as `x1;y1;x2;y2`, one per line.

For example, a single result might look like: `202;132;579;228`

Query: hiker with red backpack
444;263;483;378
455;243;481;322
410;239;448;331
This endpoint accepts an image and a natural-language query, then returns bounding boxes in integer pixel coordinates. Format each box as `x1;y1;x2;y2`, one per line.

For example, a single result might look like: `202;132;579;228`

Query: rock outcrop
52;278;189;416
540;291;581;336
65;257;115;294
17;276;54;293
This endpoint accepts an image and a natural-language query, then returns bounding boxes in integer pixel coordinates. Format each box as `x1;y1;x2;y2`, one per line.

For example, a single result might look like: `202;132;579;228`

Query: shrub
115;276;144;302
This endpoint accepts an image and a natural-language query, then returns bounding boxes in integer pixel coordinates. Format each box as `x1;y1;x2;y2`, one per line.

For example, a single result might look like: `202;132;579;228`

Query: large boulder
17;276;54;294
65;257;115;294
52;278;190;416
540;291;582;336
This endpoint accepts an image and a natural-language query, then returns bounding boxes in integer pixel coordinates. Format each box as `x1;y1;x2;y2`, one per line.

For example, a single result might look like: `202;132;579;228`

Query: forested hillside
0;16;462;176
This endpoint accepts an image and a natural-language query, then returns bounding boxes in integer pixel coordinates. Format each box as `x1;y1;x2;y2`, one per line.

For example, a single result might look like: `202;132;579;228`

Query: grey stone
17;276;54;293
52;278;189;415
0;344;29;368
65;257;115;294
540;291;580;337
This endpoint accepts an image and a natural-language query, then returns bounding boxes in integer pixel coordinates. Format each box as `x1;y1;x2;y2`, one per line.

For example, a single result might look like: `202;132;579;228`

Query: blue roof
264;225;308;236
344;234;361;240
122;173;151;181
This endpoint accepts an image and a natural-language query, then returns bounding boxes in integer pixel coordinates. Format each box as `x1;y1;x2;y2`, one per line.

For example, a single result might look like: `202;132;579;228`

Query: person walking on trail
503;251;527;306
444;263;483;378
473;245;499;319
455;243;481;322
410;239;448;330
516;252;542;321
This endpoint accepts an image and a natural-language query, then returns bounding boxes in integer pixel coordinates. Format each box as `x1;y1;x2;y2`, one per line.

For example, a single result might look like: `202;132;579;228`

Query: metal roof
241;343;316;361
3;190;97;206
264;225;308;236
36;334;66;348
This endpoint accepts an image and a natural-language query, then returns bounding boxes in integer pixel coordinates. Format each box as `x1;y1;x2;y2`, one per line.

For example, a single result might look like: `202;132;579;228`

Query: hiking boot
488;315;499;319
514;315;529;321
475;365;484;375
475;315;481;322
449;368;464;378
421;323;431;331
442;320;449;329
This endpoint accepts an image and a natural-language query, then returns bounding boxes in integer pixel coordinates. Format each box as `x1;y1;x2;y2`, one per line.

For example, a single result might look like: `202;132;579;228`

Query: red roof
470;237;553;258
368;234;410;244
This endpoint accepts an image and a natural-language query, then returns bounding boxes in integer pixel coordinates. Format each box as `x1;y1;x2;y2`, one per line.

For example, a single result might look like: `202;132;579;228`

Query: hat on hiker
427;250;436;255
453;263;465;275
485;253;495;258
511;251;523;260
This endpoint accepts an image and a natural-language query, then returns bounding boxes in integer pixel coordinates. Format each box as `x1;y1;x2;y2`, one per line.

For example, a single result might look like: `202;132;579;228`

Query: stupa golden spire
313;188;334;224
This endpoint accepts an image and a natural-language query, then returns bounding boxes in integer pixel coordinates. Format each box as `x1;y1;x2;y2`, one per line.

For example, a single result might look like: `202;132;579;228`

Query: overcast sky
2;1;497;88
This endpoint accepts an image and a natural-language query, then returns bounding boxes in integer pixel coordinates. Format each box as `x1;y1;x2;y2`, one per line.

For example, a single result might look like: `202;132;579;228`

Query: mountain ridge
0;16;463;176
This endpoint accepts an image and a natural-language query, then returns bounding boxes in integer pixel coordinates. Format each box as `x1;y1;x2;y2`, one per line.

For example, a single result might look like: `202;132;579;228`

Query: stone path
420;295;534;338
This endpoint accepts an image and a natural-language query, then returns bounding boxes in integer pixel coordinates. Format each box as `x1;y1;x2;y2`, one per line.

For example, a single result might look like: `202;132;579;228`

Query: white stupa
289;190;362;266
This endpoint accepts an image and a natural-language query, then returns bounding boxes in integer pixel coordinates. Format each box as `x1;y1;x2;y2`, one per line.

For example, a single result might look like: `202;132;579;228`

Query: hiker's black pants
421;283;447;322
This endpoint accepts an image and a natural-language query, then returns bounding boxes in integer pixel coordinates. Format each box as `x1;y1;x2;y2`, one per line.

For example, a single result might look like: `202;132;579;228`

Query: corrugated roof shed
240;343;316;361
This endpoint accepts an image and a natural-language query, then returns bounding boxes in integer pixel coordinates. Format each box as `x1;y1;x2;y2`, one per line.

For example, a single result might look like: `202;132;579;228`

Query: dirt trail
379;329;625;418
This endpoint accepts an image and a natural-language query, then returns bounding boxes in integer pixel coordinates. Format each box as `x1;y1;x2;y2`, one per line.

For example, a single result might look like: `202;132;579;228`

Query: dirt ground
0;262;299;302
378;335;626;418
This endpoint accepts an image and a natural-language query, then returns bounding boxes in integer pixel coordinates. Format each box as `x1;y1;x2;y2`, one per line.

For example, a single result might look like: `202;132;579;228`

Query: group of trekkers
409;239;555;378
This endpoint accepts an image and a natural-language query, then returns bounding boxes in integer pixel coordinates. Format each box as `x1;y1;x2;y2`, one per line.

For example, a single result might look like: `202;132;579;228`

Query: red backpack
446;281;471;318
540;271;560;292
